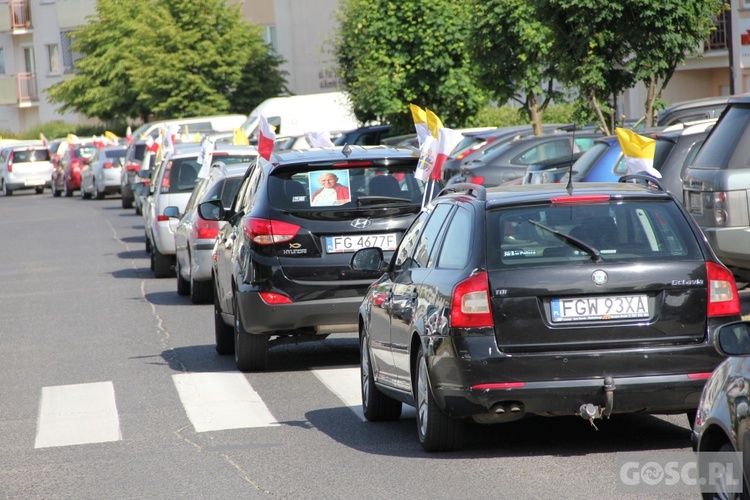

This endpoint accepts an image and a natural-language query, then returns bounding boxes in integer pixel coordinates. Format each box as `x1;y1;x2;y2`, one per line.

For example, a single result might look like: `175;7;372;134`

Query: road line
173;372;279;432
313;367;416;421
35;381;121;449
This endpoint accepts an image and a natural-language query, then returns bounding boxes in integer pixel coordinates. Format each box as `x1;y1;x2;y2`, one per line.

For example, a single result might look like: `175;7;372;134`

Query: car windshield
268;164;424;211
12;149;50;162
487;200;703;270
570;141;610;179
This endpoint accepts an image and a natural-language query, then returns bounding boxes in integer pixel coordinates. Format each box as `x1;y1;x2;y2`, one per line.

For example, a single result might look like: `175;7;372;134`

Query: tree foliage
330;0;487;132
46;0;288;124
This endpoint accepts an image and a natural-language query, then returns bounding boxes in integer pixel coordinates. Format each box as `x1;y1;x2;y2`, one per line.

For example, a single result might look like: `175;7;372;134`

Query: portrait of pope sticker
309;170;351;206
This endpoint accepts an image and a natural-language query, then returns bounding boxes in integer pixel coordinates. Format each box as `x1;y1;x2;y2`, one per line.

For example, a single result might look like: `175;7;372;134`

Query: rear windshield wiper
528;220;602;262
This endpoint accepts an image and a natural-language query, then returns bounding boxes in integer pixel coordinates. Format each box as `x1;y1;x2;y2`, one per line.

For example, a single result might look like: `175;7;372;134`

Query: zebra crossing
33;367;369;449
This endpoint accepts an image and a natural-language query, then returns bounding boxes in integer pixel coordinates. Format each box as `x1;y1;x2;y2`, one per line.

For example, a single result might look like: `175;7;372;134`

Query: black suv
199;145;425;371
351;177;741;452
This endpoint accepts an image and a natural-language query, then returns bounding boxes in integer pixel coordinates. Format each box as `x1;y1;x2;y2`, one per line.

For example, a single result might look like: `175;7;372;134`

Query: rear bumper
235;284;361;334
426;334;724;420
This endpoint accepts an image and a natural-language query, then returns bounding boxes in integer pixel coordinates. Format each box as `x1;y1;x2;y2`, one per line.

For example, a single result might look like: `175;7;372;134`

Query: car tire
94;181;104;200
214;282;234;355
81;185;92;200
3;181;12;196
415;349;464;452
135;203;142;216
121;186;133;209
176;260;190;296
699;442;746;500
191;277;212;304
51;182;61;197
63;182;73;197
234;294;268;372
35;186;43;194
145;234;151;254
152;245;174;278
361;328;402;421
687;410;697;430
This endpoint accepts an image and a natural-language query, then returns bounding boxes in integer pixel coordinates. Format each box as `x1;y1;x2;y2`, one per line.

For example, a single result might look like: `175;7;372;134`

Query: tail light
126;161;141;172
469;176;485;185
450;272;493;328
103;162;114;169
259;291;293;304
7;152;12;172
195;217;219;240
714;192;728;226
243;217;300;245
706;261;740;317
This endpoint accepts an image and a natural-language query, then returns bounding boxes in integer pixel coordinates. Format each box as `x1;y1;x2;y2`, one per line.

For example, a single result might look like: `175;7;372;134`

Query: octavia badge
351;218;371;229
592;270;608;286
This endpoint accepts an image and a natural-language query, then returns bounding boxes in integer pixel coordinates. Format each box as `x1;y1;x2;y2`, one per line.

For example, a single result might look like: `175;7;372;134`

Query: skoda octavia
352;176;741;451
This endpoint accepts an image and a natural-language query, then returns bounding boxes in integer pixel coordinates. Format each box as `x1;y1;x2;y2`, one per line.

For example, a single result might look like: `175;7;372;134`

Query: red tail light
706;262;740;317
469;176;485;185
7;152;12;172
472;382;525;390
195;217;219;240
126;161;140;172
259;291;293;304
243;218;300;245
157;215;171;222
450;272;493;328
103;162;114;169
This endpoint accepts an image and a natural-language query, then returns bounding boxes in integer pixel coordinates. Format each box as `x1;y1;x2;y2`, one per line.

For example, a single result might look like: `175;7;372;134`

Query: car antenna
559;123;577;195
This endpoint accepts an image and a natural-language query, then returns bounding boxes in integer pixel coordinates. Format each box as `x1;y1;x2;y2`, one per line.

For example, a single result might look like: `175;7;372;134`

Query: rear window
106;149;126;160
570;142;610;179
75;145;98;159
163;158;201;194
12;148;50;162
691;104;750;170
487;200;702;270
268;163;424;211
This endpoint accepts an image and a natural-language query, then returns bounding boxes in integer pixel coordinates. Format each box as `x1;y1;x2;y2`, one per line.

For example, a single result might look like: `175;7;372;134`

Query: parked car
351;178;741;451
440;124;568;181
145;144;257;278
683;94;750;285
448;132;602;187
120;140;148;209
174;161;252;304
0;143;54;195
51;141;99;197
199;145;426;369
333;125;395;146
80;145;127;199
133;149;159;216
634;95;731;131
692;320;750;498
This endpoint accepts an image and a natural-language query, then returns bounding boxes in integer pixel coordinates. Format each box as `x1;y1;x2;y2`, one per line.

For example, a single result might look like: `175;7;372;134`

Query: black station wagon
351;176;742;452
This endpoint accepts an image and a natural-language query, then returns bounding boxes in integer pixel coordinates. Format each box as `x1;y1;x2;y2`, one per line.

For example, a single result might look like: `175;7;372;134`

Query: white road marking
172;372;279;432
35;381;121;449
313;367;415;421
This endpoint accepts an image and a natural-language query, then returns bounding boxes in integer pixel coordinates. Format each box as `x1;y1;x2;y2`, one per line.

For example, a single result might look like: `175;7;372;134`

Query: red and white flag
126;126;133;144
258;115;276;161
431;127;464;181
145;135;159;153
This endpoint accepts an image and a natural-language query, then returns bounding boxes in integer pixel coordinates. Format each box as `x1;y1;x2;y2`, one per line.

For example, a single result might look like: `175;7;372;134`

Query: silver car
174;162;251;303
0;143;54;195
80;145;127;199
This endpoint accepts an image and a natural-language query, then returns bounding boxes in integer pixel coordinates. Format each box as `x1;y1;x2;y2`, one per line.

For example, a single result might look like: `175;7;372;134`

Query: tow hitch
578;377;615;430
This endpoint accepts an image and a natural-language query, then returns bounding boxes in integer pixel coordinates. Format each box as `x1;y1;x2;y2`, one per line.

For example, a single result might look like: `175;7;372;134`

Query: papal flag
104;131;119;144
615;127;661;178
410;104;430;147
233;128;249;146
426;108;443;138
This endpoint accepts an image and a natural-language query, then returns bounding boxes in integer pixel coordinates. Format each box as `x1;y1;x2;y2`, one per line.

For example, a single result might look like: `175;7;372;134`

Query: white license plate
550;295;649;322
326;233;398;253
689;192;703;215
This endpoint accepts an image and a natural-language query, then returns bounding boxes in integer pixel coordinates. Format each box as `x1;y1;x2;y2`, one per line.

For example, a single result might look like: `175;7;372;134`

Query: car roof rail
618;173;666;192
437;182;486;201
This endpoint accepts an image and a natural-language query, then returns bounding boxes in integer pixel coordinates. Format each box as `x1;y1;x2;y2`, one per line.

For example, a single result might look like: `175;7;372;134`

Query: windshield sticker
309;170;351;206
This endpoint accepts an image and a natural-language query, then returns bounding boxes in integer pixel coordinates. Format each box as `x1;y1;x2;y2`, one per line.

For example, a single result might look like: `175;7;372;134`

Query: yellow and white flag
233;129;249;146
615;127;661;178
410;104;430;147
426;108;443;139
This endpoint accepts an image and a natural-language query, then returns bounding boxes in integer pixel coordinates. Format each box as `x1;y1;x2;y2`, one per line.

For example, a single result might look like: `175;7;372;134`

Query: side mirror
198;200;224;221
350;247;386;272
163;206;180;219
716;321;750;356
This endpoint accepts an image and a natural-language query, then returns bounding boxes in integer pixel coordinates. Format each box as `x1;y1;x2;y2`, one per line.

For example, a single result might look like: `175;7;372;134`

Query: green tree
47;0;288;123
331;0;487;132
467;0;565;135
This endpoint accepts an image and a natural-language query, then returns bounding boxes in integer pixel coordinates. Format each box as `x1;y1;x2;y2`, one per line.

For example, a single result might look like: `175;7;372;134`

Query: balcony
0;0;32;34
0;73;39;107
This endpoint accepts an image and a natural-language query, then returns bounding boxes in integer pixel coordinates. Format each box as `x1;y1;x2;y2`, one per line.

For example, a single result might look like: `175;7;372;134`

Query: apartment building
0;0;745;134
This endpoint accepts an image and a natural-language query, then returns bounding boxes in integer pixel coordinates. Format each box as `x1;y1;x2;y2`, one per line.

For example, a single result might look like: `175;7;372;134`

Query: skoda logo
592;270;608;286
351;218;371;229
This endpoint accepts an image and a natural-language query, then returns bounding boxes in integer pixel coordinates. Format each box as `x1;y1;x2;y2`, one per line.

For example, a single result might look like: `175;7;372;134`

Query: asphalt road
0;189;743;499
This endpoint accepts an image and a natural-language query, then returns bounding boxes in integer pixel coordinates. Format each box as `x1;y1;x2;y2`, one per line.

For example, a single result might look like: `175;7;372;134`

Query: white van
132;114;247;141
240;92;360;140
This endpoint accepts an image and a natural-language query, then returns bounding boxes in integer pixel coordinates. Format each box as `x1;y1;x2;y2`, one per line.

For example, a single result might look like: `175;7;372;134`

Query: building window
47;44;61;74
263;25;277;53
0;48;5;74
60;30;82;73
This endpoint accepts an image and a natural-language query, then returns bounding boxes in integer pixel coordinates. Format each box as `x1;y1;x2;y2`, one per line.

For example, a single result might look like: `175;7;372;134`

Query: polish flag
145;135;159;153
431;127;464;181
258;115;276;161
126;126;133;144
